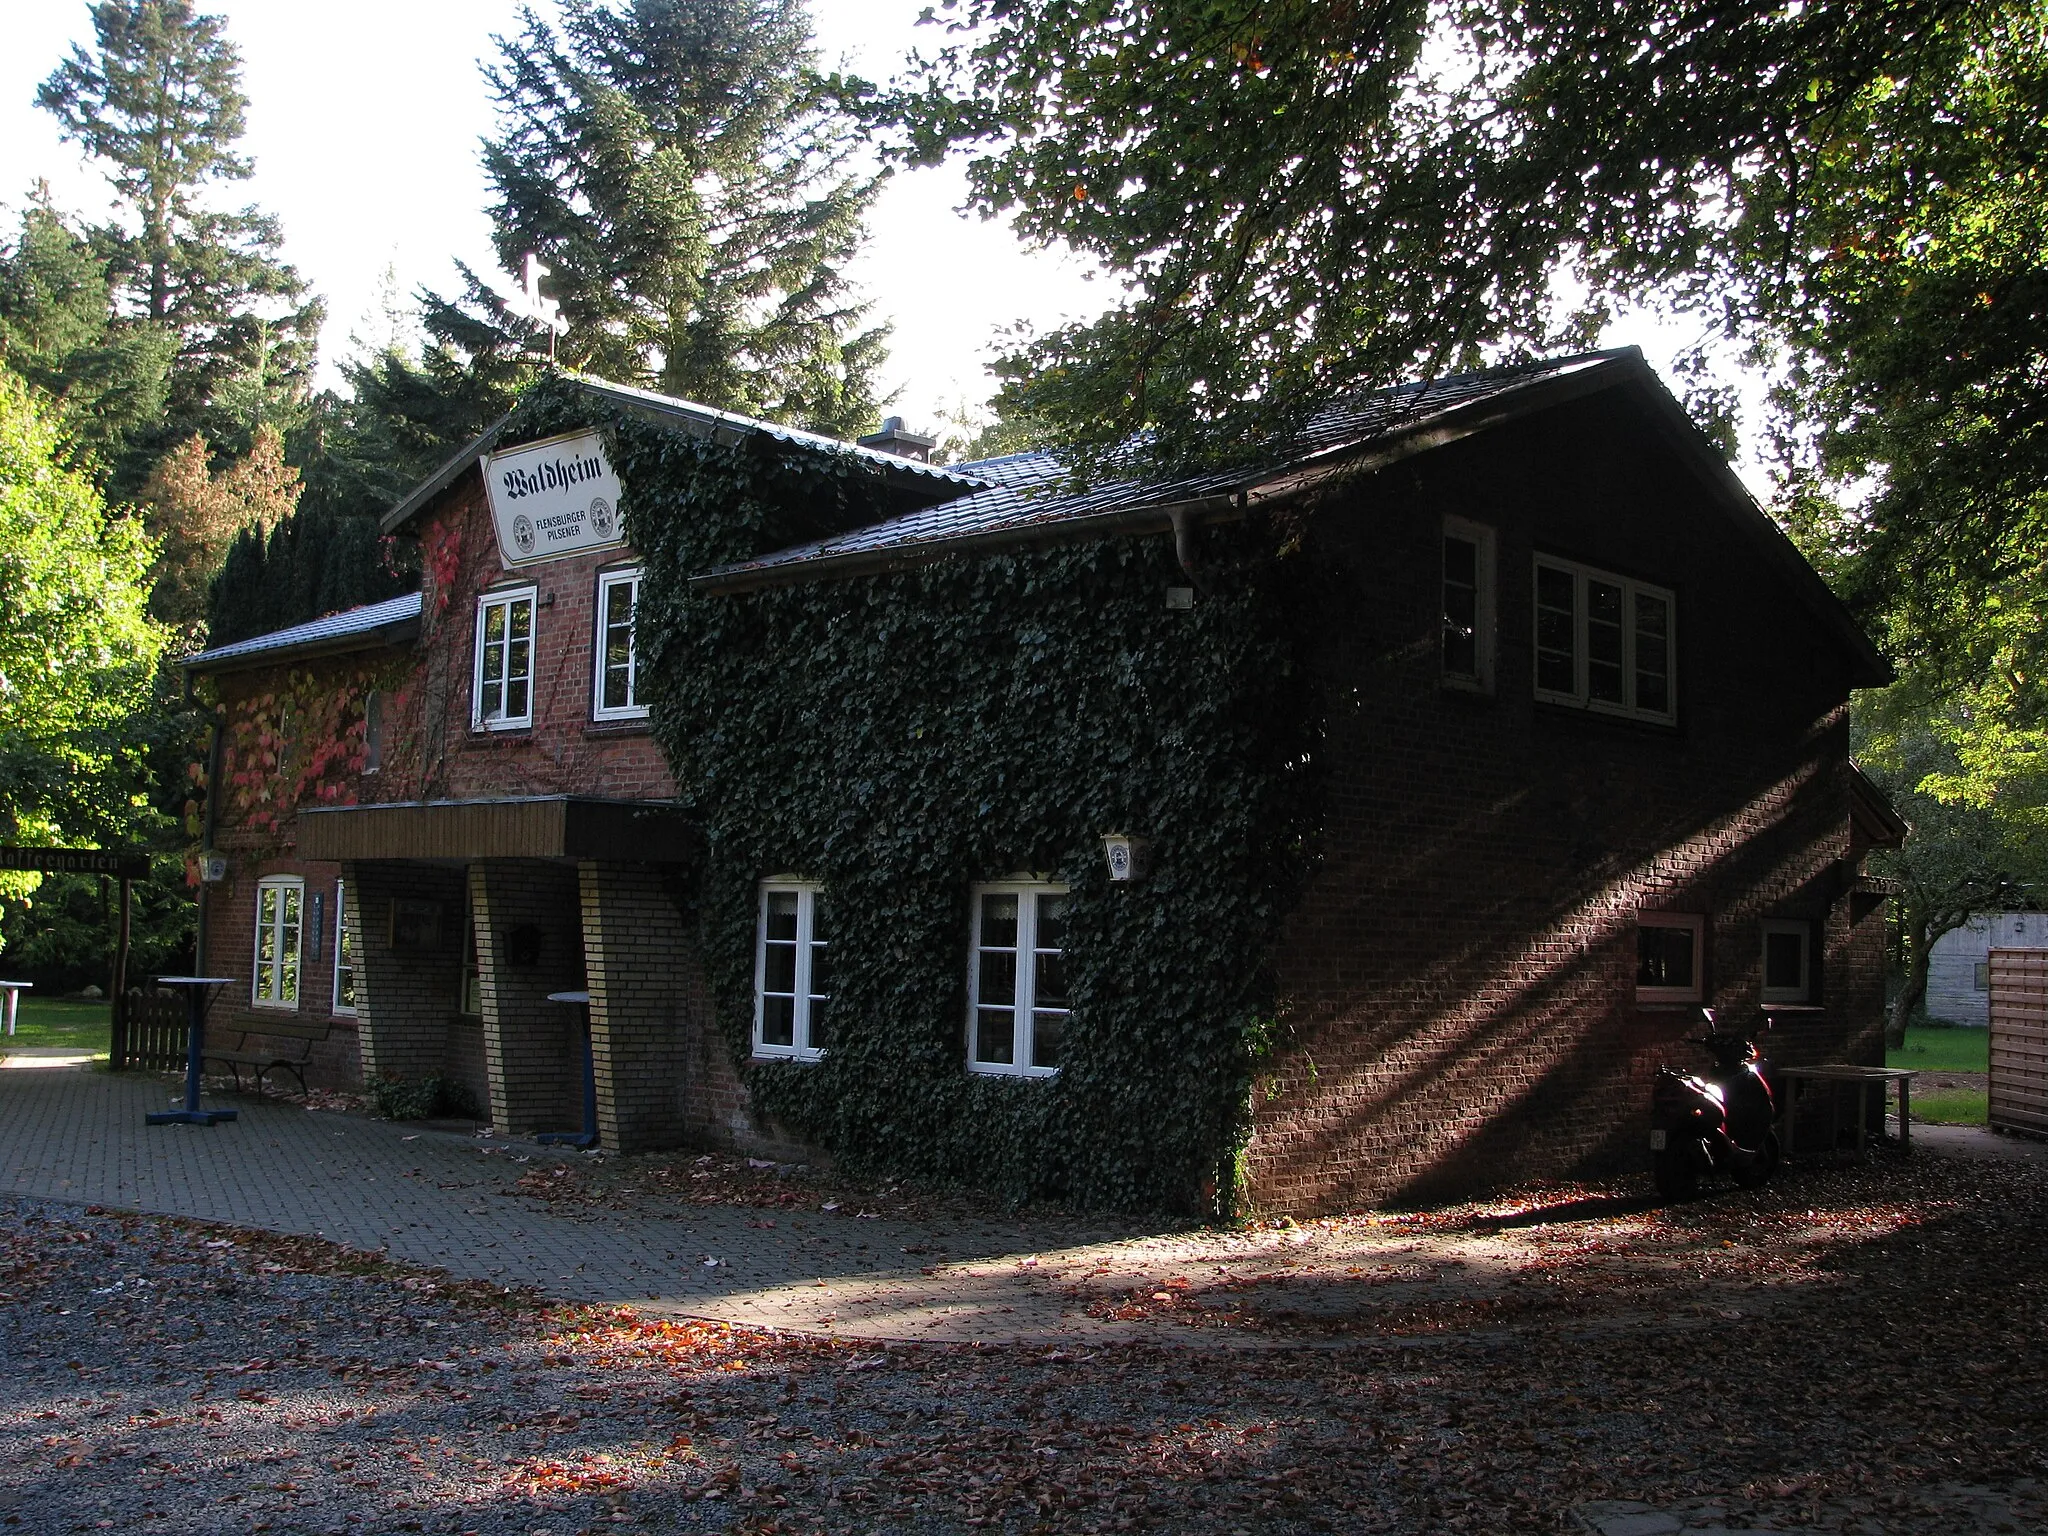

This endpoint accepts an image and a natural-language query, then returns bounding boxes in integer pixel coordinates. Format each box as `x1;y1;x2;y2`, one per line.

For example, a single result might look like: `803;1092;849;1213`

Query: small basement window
754;882;830;1060
1637;912;1704;1003
969;883;1069;1076
474;586;536;729
1760;919;1812;1005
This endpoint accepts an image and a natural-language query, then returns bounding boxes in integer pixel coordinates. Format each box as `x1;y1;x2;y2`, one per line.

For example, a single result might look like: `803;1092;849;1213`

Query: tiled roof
182;591;423;673
693;350;1635;590
381;375;982;536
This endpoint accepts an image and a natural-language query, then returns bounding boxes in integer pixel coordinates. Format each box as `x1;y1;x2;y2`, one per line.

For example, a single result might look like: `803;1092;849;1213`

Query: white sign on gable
483;429;627;568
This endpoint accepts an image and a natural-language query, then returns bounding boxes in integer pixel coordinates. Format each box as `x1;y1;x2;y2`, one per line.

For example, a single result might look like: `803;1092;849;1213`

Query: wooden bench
204;1036;313;1097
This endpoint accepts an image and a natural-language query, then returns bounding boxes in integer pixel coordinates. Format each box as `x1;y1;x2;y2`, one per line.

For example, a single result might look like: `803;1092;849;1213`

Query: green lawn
2;997;111;1056
1886;1025;1989;1124
1887;1025;1989;1074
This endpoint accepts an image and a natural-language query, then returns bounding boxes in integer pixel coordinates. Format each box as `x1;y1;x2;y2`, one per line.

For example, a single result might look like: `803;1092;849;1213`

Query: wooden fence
116;988;189;1073
1988;947;2048;1136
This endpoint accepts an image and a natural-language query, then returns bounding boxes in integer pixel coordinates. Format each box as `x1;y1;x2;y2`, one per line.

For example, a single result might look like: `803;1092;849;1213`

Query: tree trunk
1887;903;1934;1050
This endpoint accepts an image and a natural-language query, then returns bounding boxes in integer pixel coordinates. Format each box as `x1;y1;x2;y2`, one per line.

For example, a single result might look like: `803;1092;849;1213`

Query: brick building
186;349;1901;1211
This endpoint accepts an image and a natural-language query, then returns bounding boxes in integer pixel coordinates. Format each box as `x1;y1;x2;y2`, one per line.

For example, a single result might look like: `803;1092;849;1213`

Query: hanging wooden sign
482;428;627;568
0;846;151;880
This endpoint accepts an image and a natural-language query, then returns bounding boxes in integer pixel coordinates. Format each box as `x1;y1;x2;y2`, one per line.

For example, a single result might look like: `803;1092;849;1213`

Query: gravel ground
4;1150;2046;1534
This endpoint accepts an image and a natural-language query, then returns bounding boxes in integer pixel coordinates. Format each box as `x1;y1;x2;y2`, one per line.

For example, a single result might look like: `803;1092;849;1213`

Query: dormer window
593;568;647;721
474;586;536;730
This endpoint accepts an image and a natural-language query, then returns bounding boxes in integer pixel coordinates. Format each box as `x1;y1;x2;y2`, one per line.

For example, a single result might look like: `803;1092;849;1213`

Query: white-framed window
1636;912;1705;1004
363;691;384;774
968;882;1069;1076
754;881;829;1060
253;876;304;1009
1533;556;1676;724
593;567;647;721
1441;516;1496;691
332;880;357;1015
473;586;537;730
1760;919;1812;1005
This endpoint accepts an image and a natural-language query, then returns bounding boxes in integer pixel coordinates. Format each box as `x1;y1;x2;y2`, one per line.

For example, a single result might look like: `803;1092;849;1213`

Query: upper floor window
593;568;647;721
755;881;829;1060
333;880;357;1015
1442;516;1496;691
474;586;536;730
968;883;1068;1077
362;691;384;774
1533;556;1675;724
253;876;304;1009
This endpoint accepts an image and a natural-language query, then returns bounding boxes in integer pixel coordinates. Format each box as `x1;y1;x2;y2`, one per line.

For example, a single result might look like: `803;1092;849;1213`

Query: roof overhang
380;375;982;538
297;796;698;863
688;352;1659;595
1848;763;1912;848
687;352;1894;691
182;595;423;676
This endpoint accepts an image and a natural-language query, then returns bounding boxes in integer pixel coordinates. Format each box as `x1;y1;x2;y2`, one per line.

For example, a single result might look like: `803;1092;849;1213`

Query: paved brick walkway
0;1063;1218;1345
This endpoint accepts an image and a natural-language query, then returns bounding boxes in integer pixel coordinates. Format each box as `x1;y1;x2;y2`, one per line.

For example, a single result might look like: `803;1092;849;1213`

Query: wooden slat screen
121;989;189;1073
1988;947;2048;1135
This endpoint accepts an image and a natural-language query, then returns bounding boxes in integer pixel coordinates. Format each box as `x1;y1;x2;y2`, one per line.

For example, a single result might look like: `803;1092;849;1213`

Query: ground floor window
333;880;357;1014
253;877;304;1008
1760;919;1812;1005
755;882;829;1059
969;883;1069;1076
1636;912;1705;1004
460;916;483;1017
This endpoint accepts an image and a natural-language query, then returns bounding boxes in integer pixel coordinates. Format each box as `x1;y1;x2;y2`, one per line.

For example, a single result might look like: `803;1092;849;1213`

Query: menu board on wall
482;429;627;568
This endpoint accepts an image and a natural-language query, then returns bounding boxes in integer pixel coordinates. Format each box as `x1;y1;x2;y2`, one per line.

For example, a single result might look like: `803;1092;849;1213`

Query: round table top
155;976;237;988
547;990;592;1005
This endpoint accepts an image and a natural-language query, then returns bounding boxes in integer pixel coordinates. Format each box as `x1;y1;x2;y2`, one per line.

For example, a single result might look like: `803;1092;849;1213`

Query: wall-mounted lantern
1102;832;1153;883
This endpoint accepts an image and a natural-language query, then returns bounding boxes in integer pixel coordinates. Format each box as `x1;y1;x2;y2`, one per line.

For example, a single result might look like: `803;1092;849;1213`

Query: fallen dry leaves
2;1150;2045;1533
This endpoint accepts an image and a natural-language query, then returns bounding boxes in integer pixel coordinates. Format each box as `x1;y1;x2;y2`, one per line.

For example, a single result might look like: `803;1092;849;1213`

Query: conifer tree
0;195;173;482
423;0;888;437
38;1;321;468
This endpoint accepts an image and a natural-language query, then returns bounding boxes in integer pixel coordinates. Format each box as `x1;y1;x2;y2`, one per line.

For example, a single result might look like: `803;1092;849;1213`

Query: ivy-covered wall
508;379;1334;1212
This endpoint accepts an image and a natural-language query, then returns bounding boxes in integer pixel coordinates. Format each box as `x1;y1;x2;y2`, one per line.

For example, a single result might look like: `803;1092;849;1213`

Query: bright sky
0;0;1760;476
0;0;1121;432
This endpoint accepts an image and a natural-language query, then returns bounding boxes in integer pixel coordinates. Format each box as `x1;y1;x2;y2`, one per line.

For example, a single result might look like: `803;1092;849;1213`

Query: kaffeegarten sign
483;429;627;568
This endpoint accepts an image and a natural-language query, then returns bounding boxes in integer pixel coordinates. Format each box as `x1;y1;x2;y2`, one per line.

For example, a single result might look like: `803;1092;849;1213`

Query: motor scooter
1650;1008;1780;1200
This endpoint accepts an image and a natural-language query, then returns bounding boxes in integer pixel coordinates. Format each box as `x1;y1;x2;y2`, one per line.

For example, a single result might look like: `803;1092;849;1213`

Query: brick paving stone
0;1063;1186;1345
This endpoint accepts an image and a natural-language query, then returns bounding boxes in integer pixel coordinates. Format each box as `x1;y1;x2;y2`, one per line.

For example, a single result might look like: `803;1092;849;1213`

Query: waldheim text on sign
483;429;627;568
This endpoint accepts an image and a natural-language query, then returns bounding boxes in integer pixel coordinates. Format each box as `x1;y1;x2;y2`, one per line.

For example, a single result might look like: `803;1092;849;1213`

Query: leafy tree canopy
420;0;889;437
39;1;321;473
870;0;1990;473
0;370;167;852
137;424;300;637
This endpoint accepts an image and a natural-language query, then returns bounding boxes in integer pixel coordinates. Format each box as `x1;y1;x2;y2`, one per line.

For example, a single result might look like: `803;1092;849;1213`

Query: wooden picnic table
1779;1064;1917;1157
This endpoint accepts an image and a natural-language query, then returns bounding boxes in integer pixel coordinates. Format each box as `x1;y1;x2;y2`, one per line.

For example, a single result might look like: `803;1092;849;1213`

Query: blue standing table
145;976;238;1126
536;990;598;1148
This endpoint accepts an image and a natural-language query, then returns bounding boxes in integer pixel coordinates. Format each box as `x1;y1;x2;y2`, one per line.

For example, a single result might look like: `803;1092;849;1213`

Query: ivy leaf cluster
506;377;1335;1213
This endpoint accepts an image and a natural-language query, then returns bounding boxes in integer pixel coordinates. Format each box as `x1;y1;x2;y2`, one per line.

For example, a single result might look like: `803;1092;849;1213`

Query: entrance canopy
297;795;698;863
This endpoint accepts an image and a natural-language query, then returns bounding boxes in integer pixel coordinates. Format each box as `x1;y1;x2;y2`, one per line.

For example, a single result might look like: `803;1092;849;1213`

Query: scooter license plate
1649;1129;1668;1151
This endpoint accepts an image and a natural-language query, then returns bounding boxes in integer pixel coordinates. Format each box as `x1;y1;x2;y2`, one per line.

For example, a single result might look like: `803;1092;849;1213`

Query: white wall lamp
1102;832;1153;883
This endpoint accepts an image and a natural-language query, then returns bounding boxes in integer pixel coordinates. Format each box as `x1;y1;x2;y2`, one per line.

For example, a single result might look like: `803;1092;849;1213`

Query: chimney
857;414;939;463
